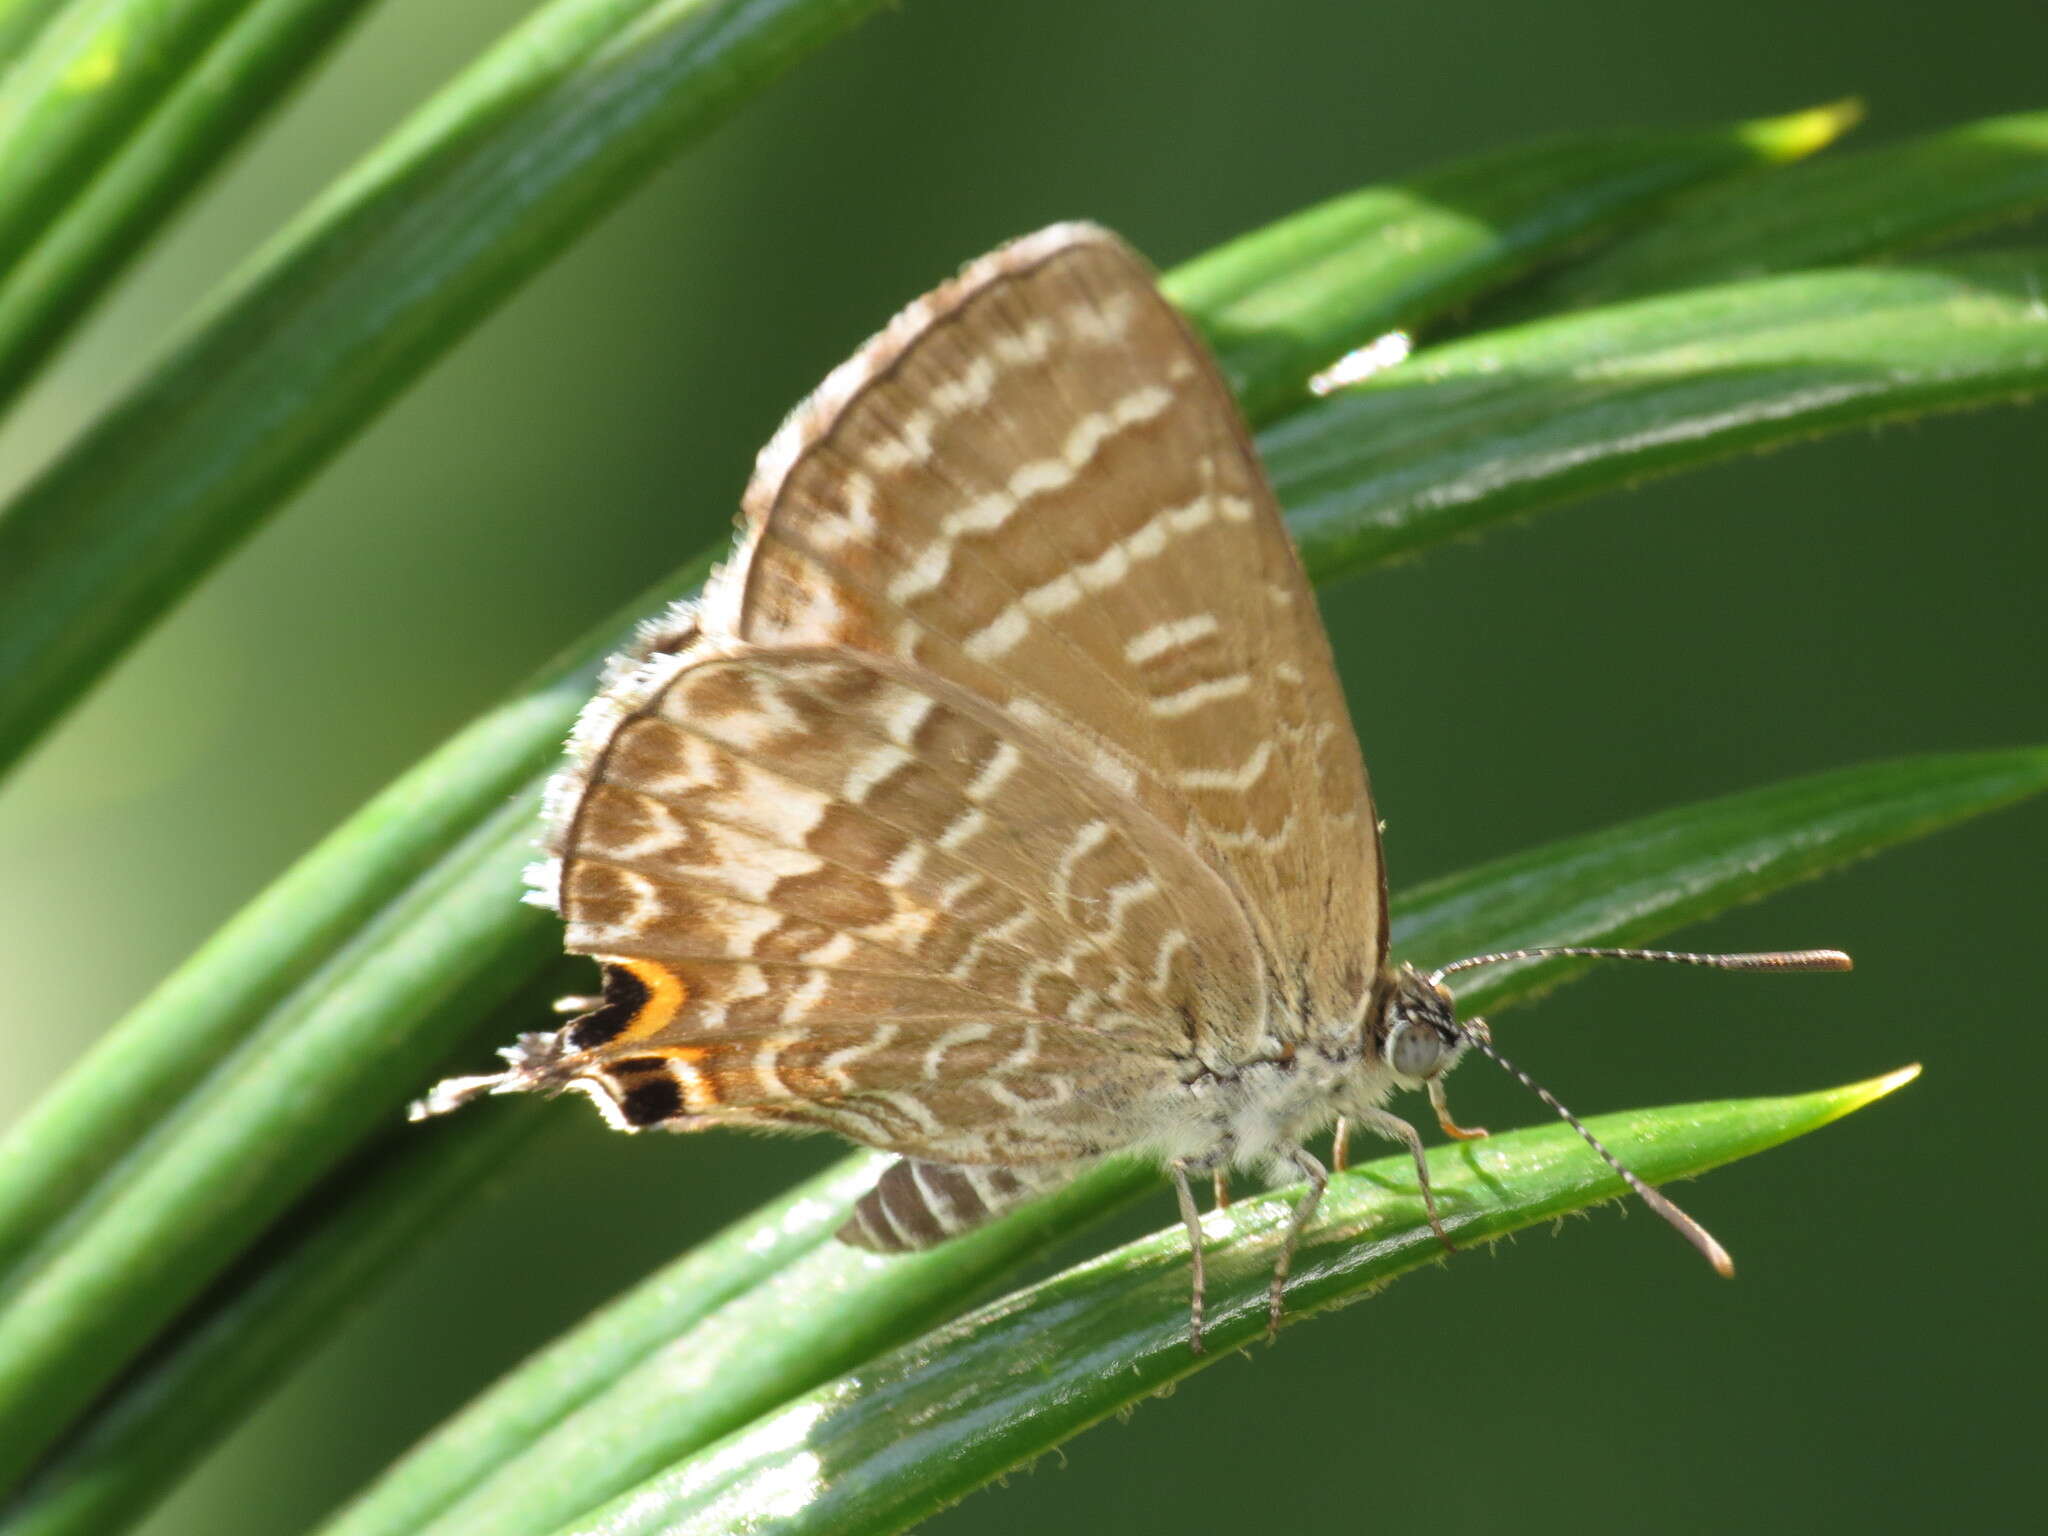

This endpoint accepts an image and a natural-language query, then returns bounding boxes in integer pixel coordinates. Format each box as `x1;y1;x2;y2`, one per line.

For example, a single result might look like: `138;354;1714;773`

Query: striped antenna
1430;947;1852;986
1429;943;1852;1275
1461;1027;1737;1275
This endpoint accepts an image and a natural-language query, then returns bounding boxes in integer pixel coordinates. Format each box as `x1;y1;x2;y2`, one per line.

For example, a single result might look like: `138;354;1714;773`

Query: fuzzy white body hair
1137;1047;1403;1180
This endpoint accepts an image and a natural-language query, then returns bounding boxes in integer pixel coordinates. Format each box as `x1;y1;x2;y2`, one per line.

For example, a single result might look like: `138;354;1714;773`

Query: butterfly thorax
1135;962;1442;1178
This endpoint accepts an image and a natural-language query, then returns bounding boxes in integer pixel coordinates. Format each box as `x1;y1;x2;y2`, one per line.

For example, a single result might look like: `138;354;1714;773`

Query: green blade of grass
0;1;76;67
0;0;252;281
0;1006;855;1536
0;0;888;787
277;746;2029;1536
570;1071;1914;1536
0;555;708;1305
0;0;384;412
1271;253;2048;580
0;102;1847;790
1524;108;2048;312
0;785;569;1487
1172;100;1855;423
0;1064;539;1536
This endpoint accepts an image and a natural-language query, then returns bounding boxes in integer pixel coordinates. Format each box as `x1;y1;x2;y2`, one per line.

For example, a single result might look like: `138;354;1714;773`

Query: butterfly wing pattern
419;223;1857;1341
418;224;1413;1334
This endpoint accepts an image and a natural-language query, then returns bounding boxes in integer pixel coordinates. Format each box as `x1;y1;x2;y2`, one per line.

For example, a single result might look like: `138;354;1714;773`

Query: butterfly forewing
726;225;1383;1038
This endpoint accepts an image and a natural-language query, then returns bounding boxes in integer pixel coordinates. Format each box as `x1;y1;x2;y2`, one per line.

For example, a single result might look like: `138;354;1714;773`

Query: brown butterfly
414;224;1846;1349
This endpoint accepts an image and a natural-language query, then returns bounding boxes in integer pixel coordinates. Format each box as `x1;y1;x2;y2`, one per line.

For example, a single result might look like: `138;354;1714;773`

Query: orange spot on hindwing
564;958;687;1052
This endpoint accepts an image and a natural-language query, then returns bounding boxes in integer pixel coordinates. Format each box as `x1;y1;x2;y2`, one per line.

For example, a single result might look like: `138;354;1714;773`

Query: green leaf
0;2;78;68
0;1;251;283
1523;108;2048;312
569;1071;1916;1536
0;1067;539;1536
1389;746;2048;1015
0;787;560;1488
0;1041;837;1536
1271;254;2048;580
286;749;2031;1536
0;557;709;1304
0;0;889;787
0;0;385;411
1169;101;1856;422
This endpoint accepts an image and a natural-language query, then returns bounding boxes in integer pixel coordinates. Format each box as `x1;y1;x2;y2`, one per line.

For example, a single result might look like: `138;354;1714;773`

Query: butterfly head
1374;963;1474;1086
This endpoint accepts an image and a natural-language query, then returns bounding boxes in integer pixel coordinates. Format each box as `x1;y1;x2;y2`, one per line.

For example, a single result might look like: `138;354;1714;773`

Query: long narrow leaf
0;1010;842;1536
289;746;2036;1536
575;1072;1915;1536
0;558;706;1302
0;0;887;786
0;790;559;1484
0;0;250;279
0;2;73;68
1171;101;1854;422
0;0;384;411
1273;254;2048;579
0;1081;537;1536
1526;108;2048;311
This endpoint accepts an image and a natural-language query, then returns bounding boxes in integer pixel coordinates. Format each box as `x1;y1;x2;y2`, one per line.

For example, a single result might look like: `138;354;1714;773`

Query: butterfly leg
1212;1169;1232;1209
1428;1076;1489;1140
1171;1160;1209;1355
1330;1117;1351;1173
1353;1107;1454;1253
1265;1147;1329;1341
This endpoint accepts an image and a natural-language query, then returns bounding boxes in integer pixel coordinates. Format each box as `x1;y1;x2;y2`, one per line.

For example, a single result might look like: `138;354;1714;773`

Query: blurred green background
1;1;2043;1532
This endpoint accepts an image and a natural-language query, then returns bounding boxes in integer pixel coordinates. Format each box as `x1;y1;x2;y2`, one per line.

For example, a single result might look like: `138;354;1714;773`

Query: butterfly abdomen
837;1157;1073;1251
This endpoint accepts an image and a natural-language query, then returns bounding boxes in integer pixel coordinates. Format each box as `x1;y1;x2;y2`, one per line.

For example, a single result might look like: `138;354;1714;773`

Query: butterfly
413;223;1847;1350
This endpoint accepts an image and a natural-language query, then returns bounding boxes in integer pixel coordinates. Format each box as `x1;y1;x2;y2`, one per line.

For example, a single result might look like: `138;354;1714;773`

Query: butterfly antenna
1429;946;1851;985
1423;942;1849;1274
1461;1027;1735;1276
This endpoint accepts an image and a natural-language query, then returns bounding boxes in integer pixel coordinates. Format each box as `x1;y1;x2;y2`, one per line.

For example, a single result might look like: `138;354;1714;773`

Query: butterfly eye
1385;1019;1451;1080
